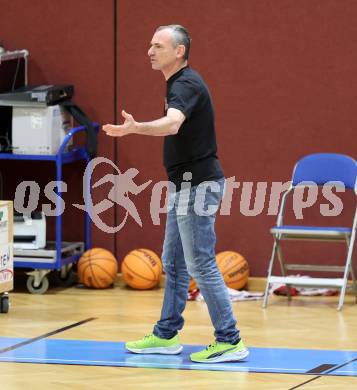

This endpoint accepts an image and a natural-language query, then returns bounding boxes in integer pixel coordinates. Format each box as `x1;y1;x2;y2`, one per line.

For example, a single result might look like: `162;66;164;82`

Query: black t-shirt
164;66;224;188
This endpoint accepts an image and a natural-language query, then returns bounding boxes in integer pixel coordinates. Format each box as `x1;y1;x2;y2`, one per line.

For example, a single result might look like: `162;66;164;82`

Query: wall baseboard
247;277;266;292
154;275;355;295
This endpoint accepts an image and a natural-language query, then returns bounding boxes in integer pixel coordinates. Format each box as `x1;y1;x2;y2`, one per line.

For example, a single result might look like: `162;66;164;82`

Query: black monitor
0;53;27;151
0;56;26;93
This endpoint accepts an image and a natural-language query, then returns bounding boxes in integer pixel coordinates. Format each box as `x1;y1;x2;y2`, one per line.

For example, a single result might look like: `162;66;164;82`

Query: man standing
103;25;248;363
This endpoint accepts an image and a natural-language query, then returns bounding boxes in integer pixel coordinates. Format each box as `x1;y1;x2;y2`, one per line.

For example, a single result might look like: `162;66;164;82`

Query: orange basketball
216;251;249;290
78;248;118;289
122;248;162;290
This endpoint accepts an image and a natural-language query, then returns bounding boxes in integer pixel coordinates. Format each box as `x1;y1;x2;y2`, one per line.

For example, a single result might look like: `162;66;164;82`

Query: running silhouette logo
74;157;152;233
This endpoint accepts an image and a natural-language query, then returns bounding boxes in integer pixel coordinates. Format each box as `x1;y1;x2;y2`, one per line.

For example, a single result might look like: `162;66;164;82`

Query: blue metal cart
0;124;98;293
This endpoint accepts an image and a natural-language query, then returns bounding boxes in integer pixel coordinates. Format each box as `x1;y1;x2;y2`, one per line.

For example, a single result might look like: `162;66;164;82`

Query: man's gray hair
156;24;192;60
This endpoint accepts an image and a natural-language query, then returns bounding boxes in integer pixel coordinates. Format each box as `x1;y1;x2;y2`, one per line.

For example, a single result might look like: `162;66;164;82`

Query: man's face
148;29;182;71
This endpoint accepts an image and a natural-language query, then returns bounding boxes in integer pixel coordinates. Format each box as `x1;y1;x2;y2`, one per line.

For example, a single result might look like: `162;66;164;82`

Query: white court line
191;366;304;371
0;356;181;367
0;356;355;375
0;356;306;371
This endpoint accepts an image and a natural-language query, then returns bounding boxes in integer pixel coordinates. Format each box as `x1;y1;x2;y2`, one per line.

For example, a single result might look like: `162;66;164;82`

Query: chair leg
349;264;357;303
338;231;356;311
276;243;292;301
338;285;347;311
346;238;357;303
263;238;278;308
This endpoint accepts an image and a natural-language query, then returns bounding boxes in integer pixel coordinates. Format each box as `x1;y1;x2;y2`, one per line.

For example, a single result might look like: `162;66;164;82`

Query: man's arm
102;108;185;137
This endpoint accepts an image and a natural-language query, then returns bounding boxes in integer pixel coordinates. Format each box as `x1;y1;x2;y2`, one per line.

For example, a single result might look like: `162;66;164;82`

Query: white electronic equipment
13;211;46;249
11;104;72;155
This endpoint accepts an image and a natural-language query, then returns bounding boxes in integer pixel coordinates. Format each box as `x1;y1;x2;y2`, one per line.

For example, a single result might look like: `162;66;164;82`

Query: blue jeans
153;178;240;343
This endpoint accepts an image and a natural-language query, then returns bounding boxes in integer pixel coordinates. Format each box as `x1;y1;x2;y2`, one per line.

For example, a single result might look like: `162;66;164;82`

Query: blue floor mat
0;337;356;376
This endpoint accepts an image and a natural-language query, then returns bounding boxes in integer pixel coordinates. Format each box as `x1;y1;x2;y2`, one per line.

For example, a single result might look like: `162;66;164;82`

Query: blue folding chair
263;153;357;310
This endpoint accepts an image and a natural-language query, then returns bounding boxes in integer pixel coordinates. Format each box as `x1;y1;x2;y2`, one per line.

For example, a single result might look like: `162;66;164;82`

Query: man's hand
102;110;137;137
103;107;185;137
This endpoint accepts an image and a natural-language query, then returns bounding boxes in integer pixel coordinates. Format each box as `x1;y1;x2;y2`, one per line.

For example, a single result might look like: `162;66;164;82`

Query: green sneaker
190;340;249;363
125;334;183;355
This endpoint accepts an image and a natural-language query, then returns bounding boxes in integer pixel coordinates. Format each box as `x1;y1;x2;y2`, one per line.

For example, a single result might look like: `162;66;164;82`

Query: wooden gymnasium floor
0;276;356;390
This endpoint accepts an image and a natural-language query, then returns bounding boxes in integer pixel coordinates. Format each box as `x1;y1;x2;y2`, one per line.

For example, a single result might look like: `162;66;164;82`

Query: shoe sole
190;348;249;363
126;345;183;355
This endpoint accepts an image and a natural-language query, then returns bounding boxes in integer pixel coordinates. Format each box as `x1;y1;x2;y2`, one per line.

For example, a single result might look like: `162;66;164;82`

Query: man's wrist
135;121;143;134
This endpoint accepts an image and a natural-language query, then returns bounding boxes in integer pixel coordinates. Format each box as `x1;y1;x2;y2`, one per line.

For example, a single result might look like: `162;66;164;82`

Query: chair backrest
292;153;357;191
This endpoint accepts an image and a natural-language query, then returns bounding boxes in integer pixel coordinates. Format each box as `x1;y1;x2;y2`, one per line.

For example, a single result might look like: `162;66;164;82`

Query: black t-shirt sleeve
167;80;201;119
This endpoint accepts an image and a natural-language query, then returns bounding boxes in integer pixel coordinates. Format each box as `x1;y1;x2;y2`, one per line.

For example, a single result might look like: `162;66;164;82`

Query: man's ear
177;44;186;59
